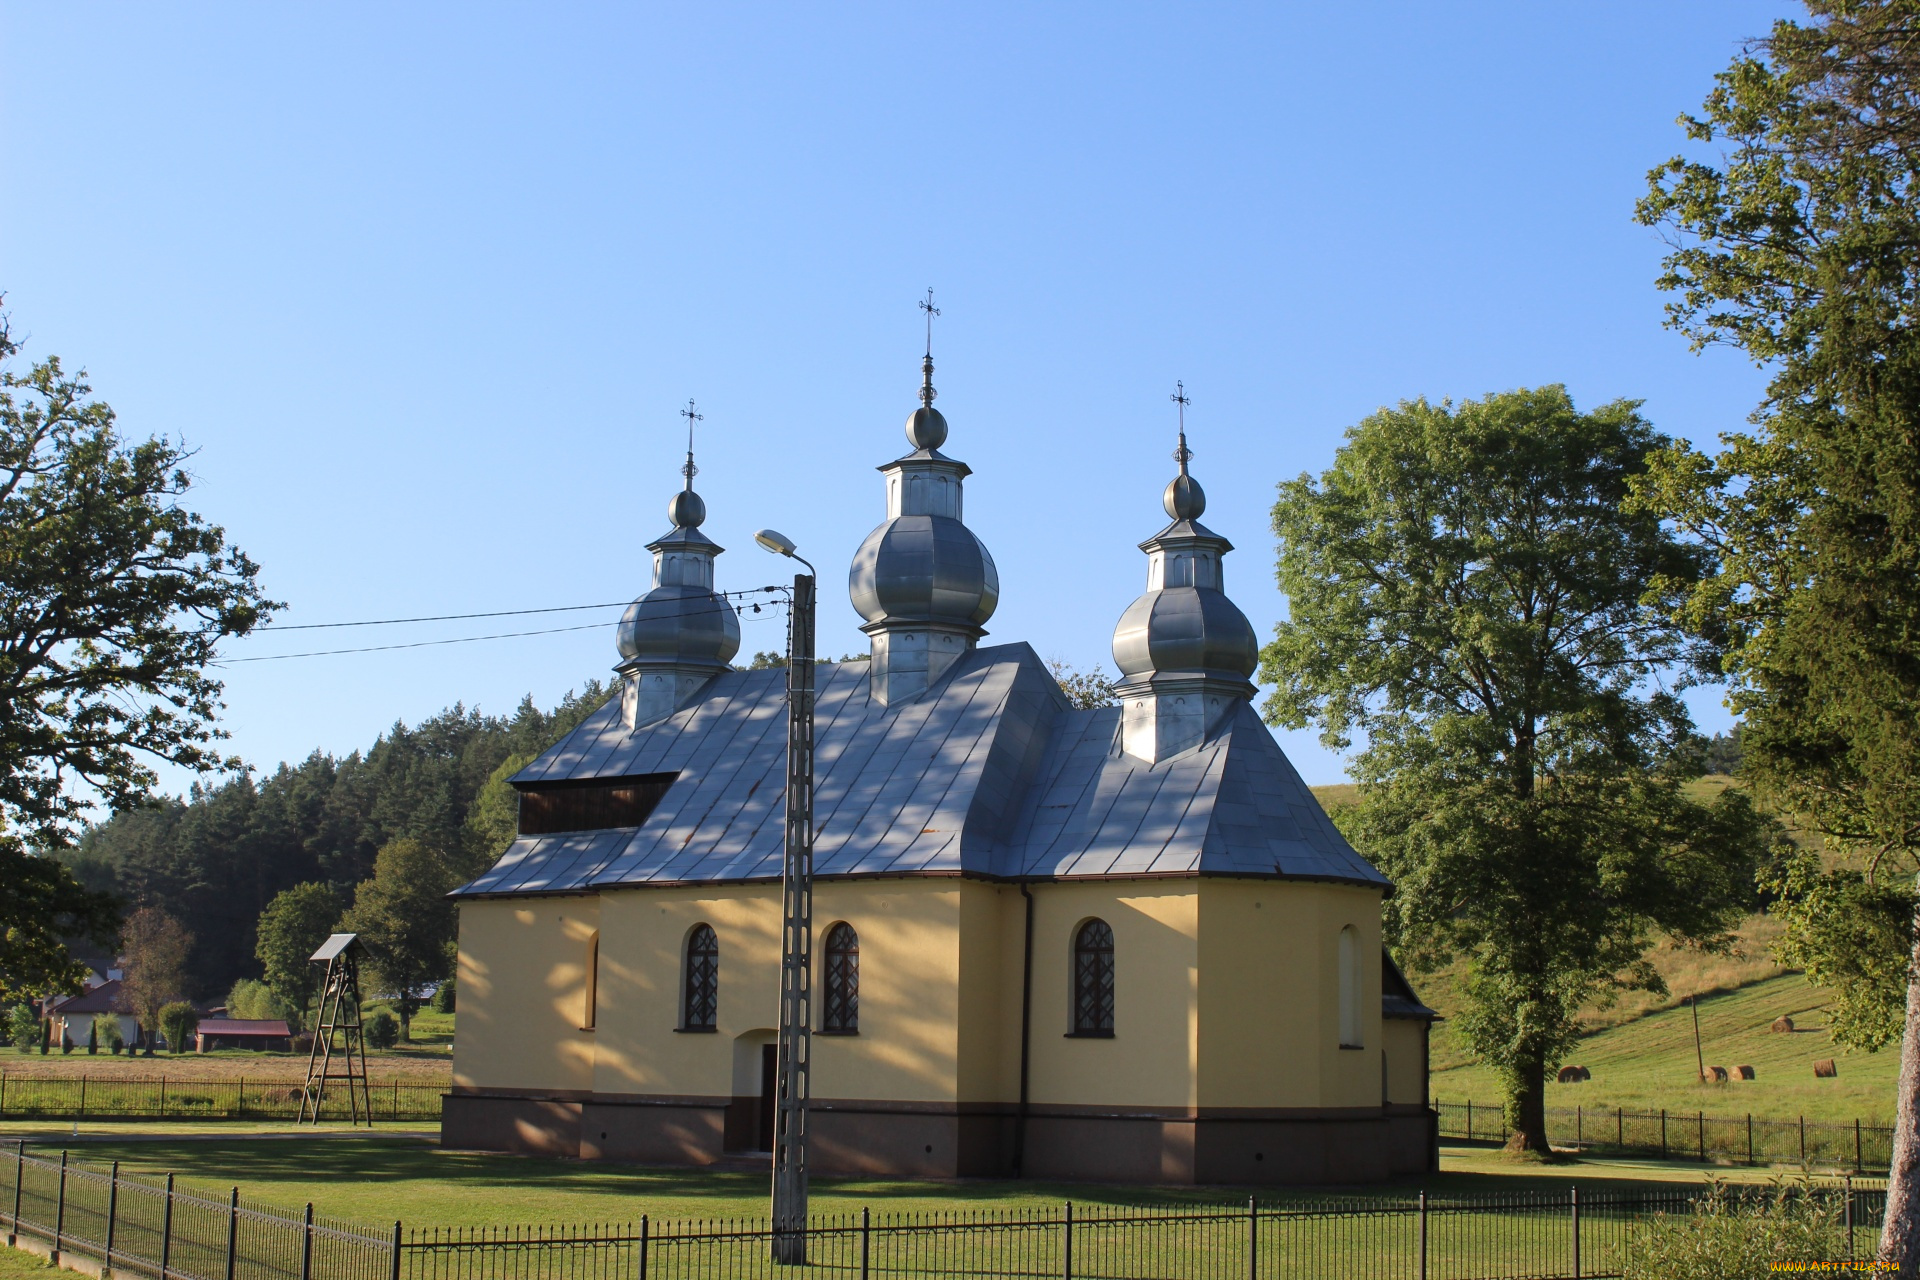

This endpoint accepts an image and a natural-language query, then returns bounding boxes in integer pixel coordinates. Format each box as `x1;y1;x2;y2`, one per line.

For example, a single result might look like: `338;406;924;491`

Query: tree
1046;659;1117;710
1633;2;1920;1264
342;838;463;1042
254;882;342;1016
463;752;534;874
0;307;269;999
119;906;192;1055
0;837;120;1003
1261;386;1774;1155
157;1001;196;1053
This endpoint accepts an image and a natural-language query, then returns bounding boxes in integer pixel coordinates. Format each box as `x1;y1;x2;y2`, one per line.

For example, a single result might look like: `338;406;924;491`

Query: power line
258;587;785;632
220;595;788;663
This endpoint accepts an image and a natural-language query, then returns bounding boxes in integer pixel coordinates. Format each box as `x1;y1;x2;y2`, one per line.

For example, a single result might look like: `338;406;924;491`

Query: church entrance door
758;1043;778;1151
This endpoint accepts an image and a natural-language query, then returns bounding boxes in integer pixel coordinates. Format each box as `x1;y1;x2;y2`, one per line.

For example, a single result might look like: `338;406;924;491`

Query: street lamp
756;529;814;1264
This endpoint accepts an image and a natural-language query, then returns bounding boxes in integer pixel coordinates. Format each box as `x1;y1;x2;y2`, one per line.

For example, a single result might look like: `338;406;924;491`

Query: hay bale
1814;1058;1838;1078
1556;1065;1590;1083
1733;1065;1756;1080
1771;1015;1796;1033
1701;1066;1729;1083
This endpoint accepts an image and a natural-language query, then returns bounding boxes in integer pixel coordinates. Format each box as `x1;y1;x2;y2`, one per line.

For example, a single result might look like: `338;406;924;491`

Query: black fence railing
1436;1098;1893;1171
392;1185;1888;1280
3;1142;1889;1280
4;1145;393;1279
0;1072;443;1121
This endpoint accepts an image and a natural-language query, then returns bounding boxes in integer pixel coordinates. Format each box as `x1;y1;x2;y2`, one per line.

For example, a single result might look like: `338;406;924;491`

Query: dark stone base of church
442;1091;1439;1185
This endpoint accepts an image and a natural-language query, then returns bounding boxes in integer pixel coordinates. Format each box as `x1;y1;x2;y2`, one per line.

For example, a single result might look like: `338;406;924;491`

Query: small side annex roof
454;643;1388;899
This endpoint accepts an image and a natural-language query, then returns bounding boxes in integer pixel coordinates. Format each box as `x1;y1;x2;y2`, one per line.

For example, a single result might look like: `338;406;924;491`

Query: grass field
0;1248;51;1277
1431;971;1898;1125
0;1132;1822;1232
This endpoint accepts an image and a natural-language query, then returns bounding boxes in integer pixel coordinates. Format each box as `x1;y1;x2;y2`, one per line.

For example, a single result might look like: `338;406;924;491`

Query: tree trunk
1503;1057;1553;1156
1878;882;1920;1275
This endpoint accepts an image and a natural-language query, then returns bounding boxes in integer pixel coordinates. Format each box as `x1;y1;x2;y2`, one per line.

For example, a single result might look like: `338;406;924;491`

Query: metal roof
454;643;1388;898
309;933;360;962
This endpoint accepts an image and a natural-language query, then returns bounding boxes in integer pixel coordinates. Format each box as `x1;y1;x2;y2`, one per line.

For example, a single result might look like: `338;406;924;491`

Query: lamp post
755;528;814;1265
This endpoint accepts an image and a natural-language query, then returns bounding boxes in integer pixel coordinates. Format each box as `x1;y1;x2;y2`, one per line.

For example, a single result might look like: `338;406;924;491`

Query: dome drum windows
1068;919;1115;1038
681;924;719;1033
820;923;859;1035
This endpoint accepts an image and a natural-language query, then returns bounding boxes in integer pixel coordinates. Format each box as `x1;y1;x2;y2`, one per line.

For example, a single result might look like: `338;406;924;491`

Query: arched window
821;923;859;1034
582;931;600;1031
682;924;718;1032
1071;919;1115;1037
1338;925;1362;1049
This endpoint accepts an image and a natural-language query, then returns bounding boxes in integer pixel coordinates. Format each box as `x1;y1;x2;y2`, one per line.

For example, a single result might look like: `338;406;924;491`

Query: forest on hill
59;682;612;999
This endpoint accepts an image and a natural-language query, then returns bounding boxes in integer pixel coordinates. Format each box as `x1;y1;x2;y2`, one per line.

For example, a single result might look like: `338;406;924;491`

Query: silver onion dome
1111;584;1256;679
849;516;999;627
616;579;740;665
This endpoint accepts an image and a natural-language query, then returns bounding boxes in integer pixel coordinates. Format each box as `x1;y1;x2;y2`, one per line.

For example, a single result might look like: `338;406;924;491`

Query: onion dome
848;339;998;706
614;408;740;728
1110;399;1257;762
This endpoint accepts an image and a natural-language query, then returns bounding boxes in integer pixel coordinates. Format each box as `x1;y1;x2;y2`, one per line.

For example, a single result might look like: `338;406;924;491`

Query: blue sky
1;2;1780;793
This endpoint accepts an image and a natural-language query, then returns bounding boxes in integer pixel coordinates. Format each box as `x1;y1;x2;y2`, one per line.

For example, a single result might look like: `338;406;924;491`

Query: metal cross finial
680;399;704;488
919;288;940;357
1170;381;1193;475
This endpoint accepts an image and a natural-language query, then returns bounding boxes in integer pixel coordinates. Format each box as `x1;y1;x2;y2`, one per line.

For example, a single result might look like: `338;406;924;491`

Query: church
444;349;1437;1185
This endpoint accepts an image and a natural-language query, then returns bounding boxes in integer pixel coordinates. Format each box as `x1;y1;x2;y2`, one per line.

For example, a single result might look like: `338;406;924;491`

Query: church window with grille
682;924;718;1032
821;923;859;1034
1071;919;1115;1036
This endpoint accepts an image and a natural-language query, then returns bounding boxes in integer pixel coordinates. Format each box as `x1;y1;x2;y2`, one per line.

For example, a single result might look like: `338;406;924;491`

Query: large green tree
254;882;343;1016
342;837;464;1042
1633;1;1920;1263
1262;386;1774;1155
0;308;271;999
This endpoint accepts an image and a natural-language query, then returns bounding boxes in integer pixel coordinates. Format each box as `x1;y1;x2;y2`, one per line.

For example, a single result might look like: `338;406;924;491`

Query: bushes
1619;1183;1847;1279
431;979;455;1014
90;1013;122;1054
364;1009;399;1049
6;1004;39;1051
158;1001;198;1053
226;979;303;1033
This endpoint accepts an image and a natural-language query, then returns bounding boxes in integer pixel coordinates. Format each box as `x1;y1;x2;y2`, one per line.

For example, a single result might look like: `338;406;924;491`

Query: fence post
390;1219;402;1280
1747;1114;1754;1166
1063;1201;1073;1280
638;1213;648;1280
1856;1119;1863;1172
53;1150;67;1259
1247;1194;1257;1280
1661;1110;1668;1160
1466;1099;1471;1142
860;1206;870;1280
1847;1174;1855;1258
105;1160;119;1266
1698;1111;1705;1162
1;1069;7;1118
1570;1186;1580;1279
226;1185;240;1280
238;1075;246;1119
301;1202;314;1280
1576;1106;1582;1152
77;1076;86;1120
161;1172;175;1279
10;1141;22;1241
1800;1116;1806;1166
1617;1107;1623;1150
1418;1189;1428;1280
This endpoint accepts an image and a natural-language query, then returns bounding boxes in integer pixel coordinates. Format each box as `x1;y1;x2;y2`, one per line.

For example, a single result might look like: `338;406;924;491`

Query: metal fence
394;1185;1885;1280
4;1145;394;1279
2;1143;1888;1280
1436;1098;1893;1171
0;1072;443;1121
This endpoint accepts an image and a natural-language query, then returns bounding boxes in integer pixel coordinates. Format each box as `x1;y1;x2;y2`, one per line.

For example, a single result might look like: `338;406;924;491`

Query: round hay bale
1556;1065;1590;1083
1771;1015;1796;1033
1733;1065;1756;1080
1813;1058;1838;1078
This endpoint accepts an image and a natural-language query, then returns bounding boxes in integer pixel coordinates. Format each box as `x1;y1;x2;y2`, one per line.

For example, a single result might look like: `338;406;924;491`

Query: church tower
848;318;999;706
615;405;741;729
1110;389;1257;762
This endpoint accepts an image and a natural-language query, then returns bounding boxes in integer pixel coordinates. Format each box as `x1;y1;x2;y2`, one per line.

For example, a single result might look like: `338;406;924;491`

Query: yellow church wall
580;879;969;1105
1382;1018;1428;1106
954;880;1011;1103
452;897;600;1094
1024;881;1199;1110
1194;879;1385;1110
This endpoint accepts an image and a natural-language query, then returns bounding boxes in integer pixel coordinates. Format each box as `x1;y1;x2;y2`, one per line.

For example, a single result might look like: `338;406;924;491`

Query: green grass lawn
8;1133;1834;1232
0;1249;52;1278
1431;971;1899;1125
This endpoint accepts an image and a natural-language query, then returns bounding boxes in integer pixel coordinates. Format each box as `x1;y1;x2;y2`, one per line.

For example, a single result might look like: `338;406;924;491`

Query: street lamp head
755;528;798;558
